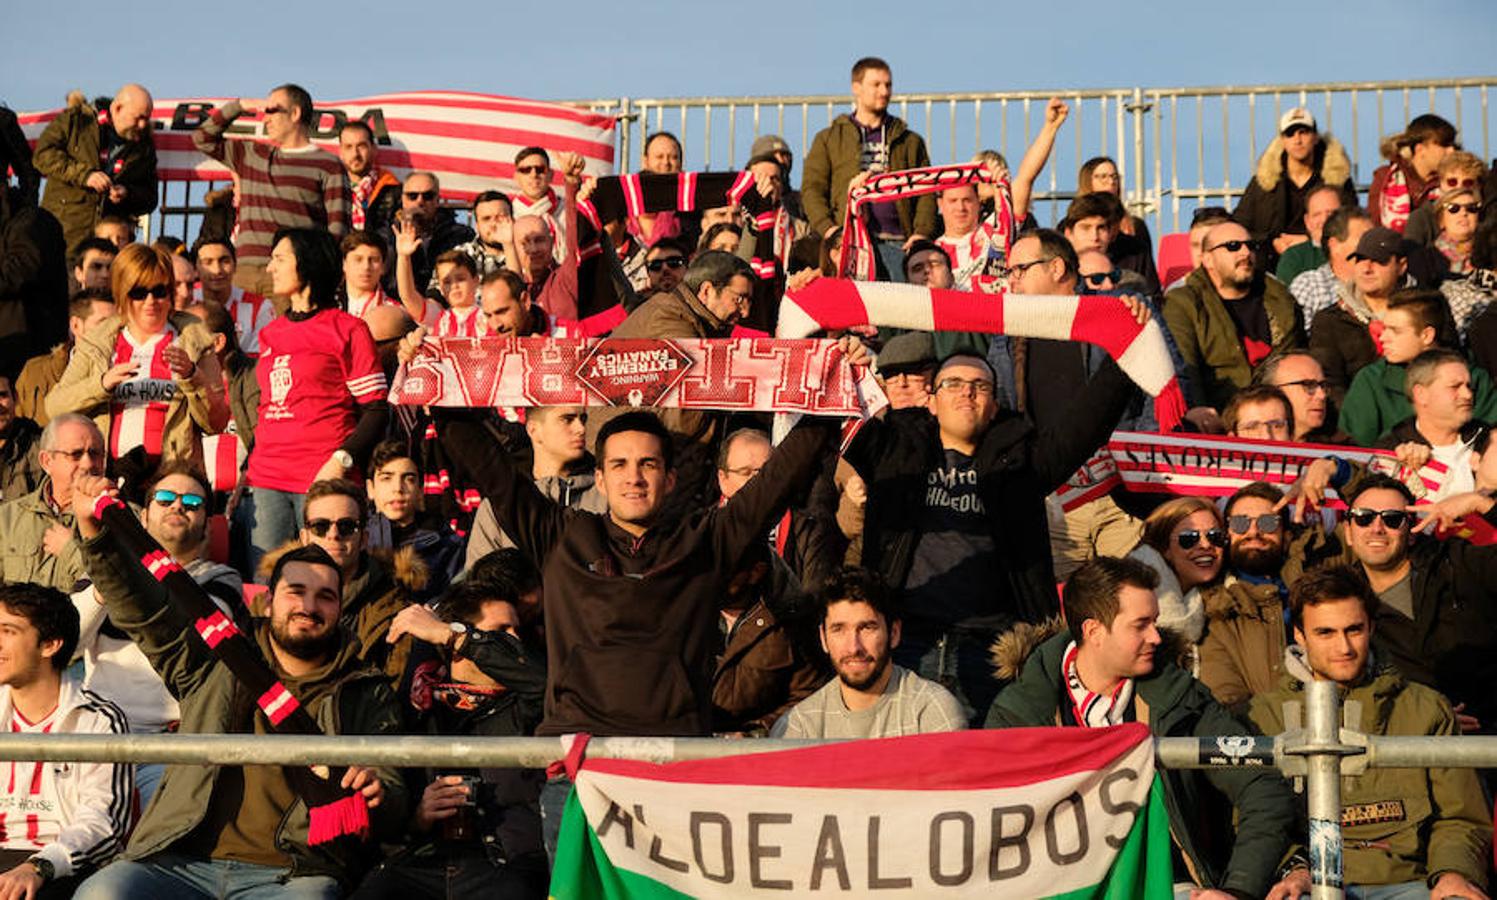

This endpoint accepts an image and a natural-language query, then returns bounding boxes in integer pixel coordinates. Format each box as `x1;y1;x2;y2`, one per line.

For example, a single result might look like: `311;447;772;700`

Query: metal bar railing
3;681;1495;899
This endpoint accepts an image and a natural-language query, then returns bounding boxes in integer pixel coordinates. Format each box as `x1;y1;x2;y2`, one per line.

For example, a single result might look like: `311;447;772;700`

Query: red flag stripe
257;684;300;726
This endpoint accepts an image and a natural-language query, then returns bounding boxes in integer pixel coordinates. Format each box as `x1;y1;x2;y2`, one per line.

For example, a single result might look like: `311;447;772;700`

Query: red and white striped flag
17;90;616;202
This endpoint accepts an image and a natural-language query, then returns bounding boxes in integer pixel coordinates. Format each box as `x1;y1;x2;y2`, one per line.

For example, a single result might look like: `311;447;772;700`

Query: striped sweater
192;101;349;267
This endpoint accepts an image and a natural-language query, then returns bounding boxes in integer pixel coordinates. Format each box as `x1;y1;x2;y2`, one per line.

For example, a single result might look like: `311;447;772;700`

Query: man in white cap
1233;107;1358;263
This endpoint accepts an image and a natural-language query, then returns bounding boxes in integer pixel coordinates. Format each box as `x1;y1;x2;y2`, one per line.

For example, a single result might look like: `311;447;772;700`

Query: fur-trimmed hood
257;540;429;595
988;615;1197;683
1253;133;1352;192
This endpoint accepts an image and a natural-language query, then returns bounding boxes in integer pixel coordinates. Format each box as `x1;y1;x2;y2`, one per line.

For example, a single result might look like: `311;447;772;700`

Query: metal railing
144;77;1495;247
2;681;1491;899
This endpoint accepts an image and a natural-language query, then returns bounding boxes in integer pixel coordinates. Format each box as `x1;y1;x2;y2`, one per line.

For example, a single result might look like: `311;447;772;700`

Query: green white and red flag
549;724;1173;899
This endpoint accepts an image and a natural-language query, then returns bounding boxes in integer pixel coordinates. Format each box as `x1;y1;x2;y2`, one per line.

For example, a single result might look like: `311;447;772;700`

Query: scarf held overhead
778;277;1186;431
88;494;370;846
390;335;886;417
838;163;1012;280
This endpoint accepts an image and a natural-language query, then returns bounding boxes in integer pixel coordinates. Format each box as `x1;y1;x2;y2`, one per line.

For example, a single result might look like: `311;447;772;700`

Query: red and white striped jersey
347;286;402;321
108;327;176;460
194;285;274;356
937;222;1009;288
434;304;484;338
0;711;57;851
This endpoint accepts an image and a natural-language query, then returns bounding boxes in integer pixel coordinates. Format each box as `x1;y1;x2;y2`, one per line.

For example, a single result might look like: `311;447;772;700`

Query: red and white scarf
349;168;383;231
346;285;396;320
838;163;1012;280
1063;641;1134;728
777;277;1186;431
433;304;484;338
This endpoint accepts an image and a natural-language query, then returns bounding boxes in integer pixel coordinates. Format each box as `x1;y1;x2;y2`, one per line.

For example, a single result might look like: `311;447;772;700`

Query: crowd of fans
1;57;1496;899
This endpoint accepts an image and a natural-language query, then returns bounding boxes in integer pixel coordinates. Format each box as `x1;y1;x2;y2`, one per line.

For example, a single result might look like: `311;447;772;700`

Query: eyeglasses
305;517;362;538
515;165;548;176
721;465;762;479
403;190;438;202
997;258;1049;279
1238;418;1290;434
646;257;687;273
1444;176;1478;189
1176;528;1228;550
1278;378;1330;395
934;377;995;396
1207;239;1261;254
1445;202;1481;216
1081;269;1123;287
152;489;206;511
127;284;171;301
1346;507;1410;529
1227;513;1282;535
51;447;106;462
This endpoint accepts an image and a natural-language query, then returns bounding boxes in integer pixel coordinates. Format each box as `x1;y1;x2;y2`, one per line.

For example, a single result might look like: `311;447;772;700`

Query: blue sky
5;0;1492;112
5;0;1494;238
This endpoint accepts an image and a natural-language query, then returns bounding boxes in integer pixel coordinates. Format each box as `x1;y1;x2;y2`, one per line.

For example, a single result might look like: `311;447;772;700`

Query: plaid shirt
1441;270;1497;340
1289;263;1341;333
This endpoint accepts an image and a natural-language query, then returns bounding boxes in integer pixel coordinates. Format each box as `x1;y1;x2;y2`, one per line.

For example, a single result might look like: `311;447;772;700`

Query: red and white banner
18;91;616;202
1099;431;1449;504
391;336;887;418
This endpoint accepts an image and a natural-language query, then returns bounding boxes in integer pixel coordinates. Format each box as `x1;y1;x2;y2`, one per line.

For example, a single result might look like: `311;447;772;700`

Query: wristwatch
27;856;53;883
447;621;469;650
332;449;355;470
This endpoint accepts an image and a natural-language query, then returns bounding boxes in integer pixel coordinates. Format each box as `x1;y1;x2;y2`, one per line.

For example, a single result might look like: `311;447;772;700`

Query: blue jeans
135;762;164;810
235;487;305;580
893;625;1000;727
74;851;339;899
539;775;573;868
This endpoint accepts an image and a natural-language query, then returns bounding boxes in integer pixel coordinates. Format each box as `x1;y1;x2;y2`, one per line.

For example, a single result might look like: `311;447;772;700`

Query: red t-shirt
248;309;387;492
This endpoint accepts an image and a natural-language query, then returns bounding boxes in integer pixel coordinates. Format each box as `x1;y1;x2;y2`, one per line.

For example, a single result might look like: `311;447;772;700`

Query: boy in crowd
365;440;463;601
1340;290;1497;445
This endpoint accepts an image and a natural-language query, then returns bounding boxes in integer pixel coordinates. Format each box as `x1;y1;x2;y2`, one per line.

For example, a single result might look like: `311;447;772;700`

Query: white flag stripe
575;739;1153;899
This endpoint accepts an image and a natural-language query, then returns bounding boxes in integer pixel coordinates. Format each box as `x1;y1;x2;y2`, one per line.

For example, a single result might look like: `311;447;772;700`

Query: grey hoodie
464;469;607;569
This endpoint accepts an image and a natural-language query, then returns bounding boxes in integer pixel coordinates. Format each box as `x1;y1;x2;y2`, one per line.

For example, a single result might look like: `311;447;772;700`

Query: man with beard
71;476;405;899
1196;482;1303;710
1342;475;1497;734
339;121;399;234
775;567;962;738
1163;221;1305;410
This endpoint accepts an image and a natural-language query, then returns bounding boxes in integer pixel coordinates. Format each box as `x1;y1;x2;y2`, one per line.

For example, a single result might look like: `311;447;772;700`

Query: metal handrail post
616;97;632;174
1303;679;1346;900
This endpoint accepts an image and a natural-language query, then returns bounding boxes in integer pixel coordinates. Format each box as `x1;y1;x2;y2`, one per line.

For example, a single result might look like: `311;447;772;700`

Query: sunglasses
152;489;206;511
646;257;687;272
1346;507;1409;529
305;517;362;538
1176;528;1228;550
127;284;171;301
1082;269;1123;287
515;165;548;175
1227;513;1282;535
404;190;438;202
1445;202;1481;216
1444;176;1478;189
1208;239;1261;254
263;105;287;116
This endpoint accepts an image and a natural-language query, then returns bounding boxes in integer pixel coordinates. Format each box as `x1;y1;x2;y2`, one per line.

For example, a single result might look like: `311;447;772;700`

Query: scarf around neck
1063;640;1135;728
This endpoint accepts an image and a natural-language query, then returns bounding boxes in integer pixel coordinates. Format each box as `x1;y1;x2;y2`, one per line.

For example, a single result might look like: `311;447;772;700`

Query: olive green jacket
800;113;936;239
1250;650;1490;890
1162;267;1305;410
32;91;158;252
0;478;85;591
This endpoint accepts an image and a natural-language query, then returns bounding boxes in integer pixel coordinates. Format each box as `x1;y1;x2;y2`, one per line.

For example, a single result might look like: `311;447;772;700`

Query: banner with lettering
549;725;1171;898
18;91;616;202
1103;431;1449;503
390;336;887;418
